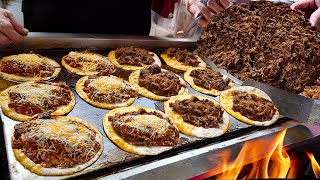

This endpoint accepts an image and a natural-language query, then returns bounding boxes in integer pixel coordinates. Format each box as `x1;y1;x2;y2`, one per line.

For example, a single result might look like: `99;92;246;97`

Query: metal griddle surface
0;47;287;179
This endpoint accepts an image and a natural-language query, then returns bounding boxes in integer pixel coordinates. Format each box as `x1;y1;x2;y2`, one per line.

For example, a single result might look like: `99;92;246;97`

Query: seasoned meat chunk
232;90;276;122
190;68;231;91
115;46;154;66
170;96;224;128
109;108;179;146
138;65;183;97
164;47;200;66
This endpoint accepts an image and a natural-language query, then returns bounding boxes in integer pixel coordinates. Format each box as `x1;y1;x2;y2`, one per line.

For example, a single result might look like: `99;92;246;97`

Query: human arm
0;8;28;45
185;0;233;28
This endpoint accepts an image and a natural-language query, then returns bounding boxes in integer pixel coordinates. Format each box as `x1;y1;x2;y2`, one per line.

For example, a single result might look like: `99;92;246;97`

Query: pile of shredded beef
197;1;320;93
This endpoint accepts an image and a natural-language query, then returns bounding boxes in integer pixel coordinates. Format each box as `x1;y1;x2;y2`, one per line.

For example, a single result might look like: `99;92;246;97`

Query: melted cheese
119;115;169;135
10;83;59;106
7;54;46;66
1;54;57;78
88;76;132;94
89;76;128;94
23;119;98;158
68;51;112;71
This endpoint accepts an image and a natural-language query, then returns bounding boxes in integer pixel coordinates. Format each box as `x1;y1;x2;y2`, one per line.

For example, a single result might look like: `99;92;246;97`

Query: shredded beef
0;59;55;77
197;1;320;93
63;55;82;68
169;96;224;128
115;46;154;66
96;63;116;75
8;82;72;116
12;121;101;168
232;90;276;122
109;108;179;146
83;78;137;104
138;65;183;97
190;68;231;91
302;81;320;99
111;108;169;120
35;112;53;119
164;47;200;66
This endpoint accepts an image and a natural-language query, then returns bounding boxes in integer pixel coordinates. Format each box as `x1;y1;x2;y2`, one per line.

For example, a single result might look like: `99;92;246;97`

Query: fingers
198;18;208;28
291;0;316;10
186;0;201;17
309;8;320;26
200;3;214;21
198;3;214;28
0;19;24;43
198;0;232;28
219;0;233;9
207;0;225;13
0;32;12;45
5;10;28;36
0;8;26;44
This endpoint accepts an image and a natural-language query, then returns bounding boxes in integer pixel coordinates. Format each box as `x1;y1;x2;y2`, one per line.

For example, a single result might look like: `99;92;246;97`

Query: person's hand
0;8;28;45
291;0;320;26
198;0;233;27
186;0;233;28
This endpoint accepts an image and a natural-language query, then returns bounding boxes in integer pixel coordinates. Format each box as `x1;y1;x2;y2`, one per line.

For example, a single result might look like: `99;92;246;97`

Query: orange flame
191;128;320;179
192;129;305;179
215;129;292;179
306;152;320;178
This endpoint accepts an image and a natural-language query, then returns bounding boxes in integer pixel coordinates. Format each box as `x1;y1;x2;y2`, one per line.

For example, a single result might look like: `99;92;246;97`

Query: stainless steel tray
0;33;290;179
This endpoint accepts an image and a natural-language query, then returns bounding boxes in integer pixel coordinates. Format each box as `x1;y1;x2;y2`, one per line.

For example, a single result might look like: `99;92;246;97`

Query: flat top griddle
0;34;290;179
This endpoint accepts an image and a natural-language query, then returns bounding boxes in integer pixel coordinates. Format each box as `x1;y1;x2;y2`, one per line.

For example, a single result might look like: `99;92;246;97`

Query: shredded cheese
10;83;60;106
68;51;113;71
24;119;99;159
119;115;170;135
89;76;127;94
5;54;46;66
